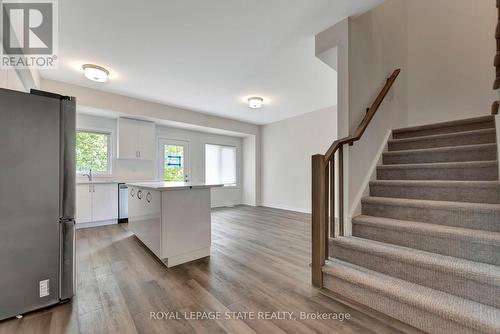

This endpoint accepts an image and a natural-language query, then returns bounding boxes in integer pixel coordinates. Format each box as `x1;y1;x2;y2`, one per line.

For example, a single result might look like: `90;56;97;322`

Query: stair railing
311;69;401;287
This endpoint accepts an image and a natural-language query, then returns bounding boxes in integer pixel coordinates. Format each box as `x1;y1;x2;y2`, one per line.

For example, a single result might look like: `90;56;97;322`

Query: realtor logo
1;0;58;68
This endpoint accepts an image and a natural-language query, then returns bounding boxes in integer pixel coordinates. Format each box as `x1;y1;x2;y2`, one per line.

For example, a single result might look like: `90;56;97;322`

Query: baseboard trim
260;202;310;214
211;202;242;209
76;219;118;229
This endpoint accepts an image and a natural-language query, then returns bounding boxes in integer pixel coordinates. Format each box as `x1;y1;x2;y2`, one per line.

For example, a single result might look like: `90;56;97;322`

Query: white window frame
76;128;113;176
204;143;238;187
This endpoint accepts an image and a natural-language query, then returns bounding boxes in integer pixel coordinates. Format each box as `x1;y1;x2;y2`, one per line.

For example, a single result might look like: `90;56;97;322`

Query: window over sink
76;130;111;175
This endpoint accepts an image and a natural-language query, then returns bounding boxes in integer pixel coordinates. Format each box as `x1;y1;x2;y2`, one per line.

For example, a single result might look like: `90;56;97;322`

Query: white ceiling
41;0;382;125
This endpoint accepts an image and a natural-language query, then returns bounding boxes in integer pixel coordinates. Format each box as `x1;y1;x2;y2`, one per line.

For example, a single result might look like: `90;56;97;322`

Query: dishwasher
118;183;128;223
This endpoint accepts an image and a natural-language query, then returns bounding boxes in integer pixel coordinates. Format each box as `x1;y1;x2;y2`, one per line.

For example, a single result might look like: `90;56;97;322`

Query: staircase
323;116;500;334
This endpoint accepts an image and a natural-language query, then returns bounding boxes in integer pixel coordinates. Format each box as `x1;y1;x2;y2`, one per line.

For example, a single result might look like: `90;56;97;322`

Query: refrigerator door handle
59;219;76;301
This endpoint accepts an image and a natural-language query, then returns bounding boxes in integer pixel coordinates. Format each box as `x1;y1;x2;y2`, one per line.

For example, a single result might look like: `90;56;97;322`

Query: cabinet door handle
146;192;152;203
137;190;143;200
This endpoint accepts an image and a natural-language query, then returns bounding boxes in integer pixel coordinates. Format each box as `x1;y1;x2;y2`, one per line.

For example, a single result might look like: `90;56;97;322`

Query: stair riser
330;243;500;308
388;132;497;151
377;166;499;181
323;275;483;334
382;147;497;165
369;184;500;204
352;223;500;266
361;202;500;232
393;121;495;139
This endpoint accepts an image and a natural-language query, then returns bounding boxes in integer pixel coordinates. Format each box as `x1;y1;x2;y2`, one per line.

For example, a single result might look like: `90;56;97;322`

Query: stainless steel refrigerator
0;88;76;320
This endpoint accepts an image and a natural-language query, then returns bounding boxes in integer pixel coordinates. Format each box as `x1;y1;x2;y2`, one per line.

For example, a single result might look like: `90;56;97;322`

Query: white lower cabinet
76;185;92;223
128;187;161;257
76;183;118;225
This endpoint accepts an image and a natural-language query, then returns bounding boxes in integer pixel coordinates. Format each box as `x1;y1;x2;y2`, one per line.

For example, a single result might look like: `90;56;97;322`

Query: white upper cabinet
117;118;155;160
137;121;156;160
117;118;138;159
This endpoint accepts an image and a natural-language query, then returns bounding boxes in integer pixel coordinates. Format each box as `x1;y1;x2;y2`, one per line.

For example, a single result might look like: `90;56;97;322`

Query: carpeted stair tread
322;115;500;332
361;196;500;231
329;236;500;286
323;259;500;334
370;179;500;188
362;196;500;213
329;236;500;307
369;180;500;204
377;160;499;181
352;215;500;265
392;115;495;139
353;215;500;247
382;143;497;164
388;128;497;151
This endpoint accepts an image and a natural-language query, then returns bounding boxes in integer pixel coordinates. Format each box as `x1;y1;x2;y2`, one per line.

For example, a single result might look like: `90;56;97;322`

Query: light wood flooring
0;206;421;334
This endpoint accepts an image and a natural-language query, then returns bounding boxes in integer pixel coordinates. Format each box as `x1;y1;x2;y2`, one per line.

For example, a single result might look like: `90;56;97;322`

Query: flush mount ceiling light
248;97;263;109
82;64;109;83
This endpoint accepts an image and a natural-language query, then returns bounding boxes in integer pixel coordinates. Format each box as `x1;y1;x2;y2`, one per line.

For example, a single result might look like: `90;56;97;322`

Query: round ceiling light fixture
248;97;264;109
82;64;109;83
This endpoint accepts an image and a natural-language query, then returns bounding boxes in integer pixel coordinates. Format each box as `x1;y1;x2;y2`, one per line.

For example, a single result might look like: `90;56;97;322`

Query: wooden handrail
311;69;401;288
324;69;401;162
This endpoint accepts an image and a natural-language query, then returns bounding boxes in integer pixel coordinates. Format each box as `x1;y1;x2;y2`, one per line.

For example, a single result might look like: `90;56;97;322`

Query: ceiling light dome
248;97;263;109
82;64;109;83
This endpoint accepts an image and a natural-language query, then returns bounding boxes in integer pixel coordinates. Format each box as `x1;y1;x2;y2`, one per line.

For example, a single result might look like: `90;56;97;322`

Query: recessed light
248;97;263;109
82;64;109;83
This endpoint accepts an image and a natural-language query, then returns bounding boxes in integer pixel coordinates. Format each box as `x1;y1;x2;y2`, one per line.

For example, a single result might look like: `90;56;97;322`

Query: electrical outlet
39;279;49;297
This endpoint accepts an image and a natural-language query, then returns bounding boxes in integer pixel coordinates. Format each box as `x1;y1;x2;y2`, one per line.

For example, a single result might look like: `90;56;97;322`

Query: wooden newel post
311;154;327;287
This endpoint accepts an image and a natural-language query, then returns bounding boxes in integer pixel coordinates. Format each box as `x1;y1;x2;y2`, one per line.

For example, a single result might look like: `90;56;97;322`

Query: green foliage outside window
164;145;184;182
76;131;110;173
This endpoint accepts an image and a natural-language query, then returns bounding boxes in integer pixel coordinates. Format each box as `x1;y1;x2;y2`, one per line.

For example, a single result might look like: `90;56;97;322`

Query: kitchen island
126;182;222;267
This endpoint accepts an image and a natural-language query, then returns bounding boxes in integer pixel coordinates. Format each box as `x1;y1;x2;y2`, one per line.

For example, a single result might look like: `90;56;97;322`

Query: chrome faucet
83;169;93;182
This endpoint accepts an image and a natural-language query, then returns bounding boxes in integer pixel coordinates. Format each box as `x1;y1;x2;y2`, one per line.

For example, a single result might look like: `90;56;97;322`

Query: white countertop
76;180;119;185
126;182;224;191
76;179;160;185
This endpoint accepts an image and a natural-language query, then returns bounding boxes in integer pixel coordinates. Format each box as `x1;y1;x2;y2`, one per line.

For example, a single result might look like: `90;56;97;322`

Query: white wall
314;0;497;223
77;113;243;208
347;0;409;219
407;0;497;126
261;107;337;213
242;135;258;206
0;69;27;92
42;79;259;136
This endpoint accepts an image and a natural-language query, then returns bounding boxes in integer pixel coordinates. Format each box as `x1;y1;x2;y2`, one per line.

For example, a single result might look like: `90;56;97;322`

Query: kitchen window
76;130;112;174
205;144;236;186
